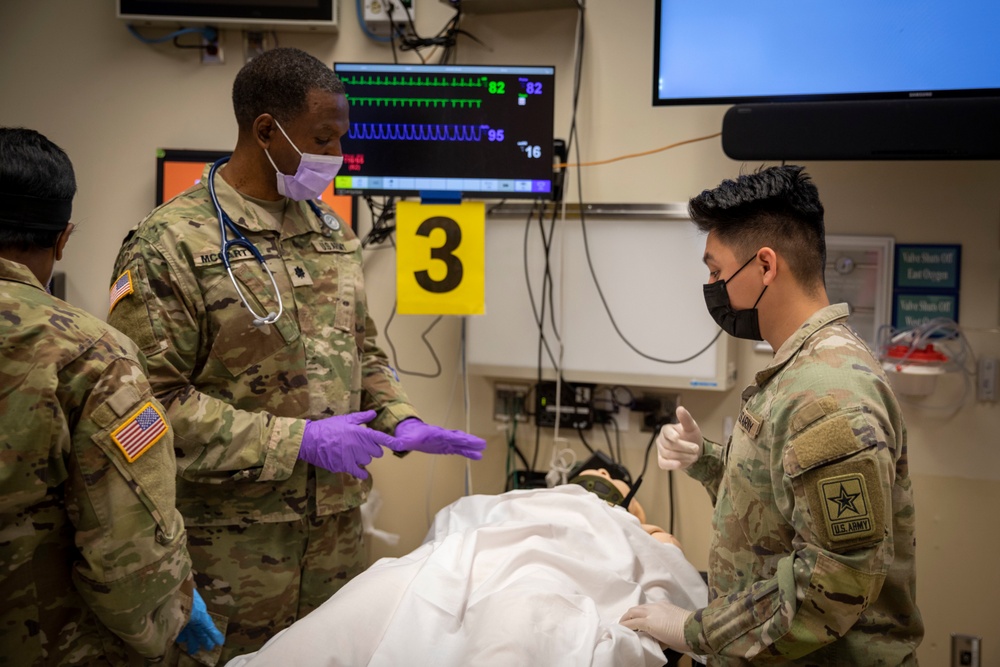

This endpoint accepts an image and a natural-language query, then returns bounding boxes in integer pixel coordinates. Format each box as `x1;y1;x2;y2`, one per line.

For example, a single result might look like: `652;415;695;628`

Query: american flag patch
108;270;133;314
111;402;168;462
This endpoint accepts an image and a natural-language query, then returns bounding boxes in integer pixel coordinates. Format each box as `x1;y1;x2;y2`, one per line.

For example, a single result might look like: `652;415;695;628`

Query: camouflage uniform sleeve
685;437;726;502
107;236;303;485
683;403;893;662
358;310;420;434
64;341;194;658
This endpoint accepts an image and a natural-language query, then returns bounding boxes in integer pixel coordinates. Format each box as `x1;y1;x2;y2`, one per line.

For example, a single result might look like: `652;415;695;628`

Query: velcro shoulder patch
790;396;839;433
108;270;133;315
110;401;169;462
787;413;870;474
106;384;143;418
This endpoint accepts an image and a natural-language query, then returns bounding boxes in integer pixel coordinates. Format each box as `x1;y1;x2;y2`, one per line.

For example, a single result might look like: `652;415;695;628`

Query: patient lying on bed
568;466;682;548
226;473;708;667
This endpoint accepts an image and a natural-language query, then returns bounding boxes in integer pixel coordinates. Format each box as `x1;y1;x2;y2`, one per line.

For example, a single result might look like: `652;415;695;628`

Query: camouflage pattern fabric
107;164;418;658
683;304;923;665
0;257;193;665
175;508;365;665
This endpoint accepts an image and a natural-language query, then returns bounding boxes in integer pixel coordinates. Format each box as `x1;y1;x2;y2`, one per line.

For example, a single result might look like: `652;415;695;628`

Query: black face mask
703;254;768;341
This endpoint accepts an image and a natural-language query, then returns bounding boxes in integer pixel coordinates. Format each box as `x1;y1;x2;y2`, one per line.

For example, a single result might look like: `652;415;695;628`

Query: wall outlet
493;382;529;423
977;357;997;402
636;392;679;432
951;634;981;667
200;34;224;65
363;0;411;32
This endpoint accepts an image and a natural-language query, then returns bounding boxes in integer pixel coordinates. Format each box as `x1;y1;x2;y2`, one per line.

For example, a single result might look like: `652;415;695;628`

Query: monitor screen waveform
333;63;556;200
349;123;501;142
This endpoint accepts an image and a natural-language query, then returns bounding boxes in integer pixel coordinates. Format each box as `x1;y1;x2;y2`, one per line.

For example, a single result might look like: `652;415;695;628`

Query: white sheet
226;486;708;667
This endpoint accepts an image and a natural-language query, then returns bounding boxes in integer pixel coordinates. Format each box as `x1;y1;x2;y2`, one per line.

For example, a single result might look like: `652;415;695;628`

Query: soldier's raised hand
656;406;703;471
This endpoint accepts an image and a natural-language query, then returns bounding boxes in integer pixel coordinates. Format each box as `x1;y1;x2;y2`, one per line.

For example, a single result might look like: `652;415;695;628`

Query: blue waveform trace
348;123;499;142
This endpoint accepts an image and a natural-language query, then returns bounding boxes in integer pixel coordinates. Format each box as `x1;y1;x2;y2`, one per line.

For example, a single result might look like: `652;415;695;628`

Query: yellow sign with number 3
395;201;485;315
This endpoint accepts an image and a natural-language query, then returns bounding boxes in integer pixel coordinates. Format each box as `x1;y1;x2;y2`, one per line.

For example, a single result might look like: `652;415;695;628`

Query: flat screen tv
118;0;339;31
653;1;1000;106
155;149;356;228
652;1;1000;159
332;63;556;200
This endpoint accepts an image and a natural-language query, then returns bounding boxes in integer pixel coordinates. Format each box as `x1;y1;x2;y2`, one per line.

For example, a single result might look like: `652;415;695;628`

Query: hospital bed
225;485;709;666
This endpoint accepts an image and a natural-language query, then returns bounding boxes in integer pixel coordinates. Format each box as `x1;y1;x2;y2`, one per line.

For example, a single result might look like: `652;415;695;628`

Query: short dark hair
0;127;76;251
232;47;346;132
688;165;826;289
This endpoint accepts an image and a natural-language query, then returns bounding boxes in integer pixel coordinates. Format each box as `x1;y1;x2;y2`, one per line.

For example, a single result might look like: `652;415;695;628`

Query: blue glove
177;589;224;655
388;418;486;460
298;410;398;479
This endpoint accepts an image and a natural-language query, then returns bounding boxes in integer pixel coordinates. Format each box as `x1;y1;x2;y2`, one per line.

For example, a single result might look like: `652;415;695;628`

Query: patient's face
584;468;647;523
582;467;681;550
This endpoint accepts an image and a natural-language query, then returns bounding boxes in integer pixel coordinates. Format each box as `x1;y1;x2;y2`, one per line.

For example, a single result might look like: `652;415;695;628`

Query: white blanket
226;486;708;667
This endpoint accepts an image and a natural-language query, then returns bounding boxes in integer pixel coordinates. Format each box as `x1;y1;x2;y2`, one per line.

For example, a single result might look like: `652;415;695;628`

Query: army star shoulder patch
818;472;875;543
111;402;169;462
108;270;133;314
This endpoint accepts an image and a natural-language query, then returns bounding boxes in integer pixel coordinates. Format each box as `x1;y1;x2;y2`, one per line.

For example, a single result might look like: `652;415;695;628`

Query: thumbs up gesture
656;406;703;471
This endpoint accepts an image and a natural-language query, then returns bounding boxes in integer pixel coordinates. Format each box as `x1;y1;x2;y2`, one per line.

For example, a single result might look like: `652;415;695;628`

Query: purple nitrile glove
389;418;487;460
298;410;398;479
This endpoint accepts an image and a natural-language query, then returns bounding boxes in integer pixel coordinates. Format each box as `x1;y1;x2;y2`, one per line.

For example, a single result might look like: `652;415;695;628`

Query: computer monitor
652;0;1000;159
653;0;1000;106
118;0;339;32
332;63;556;201
155;148;356;228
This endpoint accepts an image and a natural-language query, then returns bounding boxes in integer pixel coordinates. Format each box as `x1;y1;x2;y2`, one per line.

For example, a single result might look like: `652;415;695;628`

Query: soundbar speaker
722;98;1000;161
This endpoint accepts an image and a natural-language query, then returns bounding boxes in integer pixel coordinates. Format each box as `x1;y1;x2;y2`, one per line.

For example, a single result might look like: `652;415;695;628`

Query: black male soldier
106;48;486;662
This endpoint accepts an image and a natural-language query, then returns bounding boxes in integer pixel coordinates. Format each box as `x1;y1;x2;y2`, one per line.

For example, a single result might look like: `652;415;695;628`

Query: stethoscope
207;156;340;327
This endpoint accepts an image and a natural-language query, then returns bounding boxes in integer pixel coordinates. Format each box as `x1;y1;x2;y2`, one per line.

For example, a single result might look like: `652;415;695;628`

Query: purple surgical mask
265;119;343;201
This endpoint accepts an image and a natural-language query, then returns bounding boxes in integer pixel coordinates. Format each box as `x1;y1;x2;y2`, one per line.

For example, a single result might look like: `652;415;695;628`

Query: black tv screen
118;0;335;22
333;63;556;200
653;0;1000;106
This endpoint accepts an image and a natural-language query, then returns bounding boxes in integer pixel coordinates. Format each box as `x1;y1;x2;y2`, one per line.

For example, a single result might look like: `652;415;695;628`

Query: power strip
363;0;411;33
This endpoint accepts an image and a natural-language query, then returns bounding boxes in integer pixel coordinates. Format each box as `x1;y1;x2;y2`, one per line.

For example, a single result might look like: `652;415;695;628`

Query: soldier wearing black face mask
702;252;768;341
621;166;922;665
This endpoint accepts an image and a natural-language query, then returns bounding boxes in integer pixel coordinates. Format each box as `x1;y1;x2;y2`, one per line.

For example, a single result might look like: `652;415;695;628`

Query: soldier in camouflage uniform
0;127;222;665
105;48;485;663
621;166;922;664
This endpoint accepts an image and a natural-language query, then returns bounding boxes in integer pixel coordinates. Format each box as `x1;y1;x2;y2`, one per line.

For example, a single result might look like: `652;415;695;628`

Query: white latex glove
619;600;693;652
656;405;703;471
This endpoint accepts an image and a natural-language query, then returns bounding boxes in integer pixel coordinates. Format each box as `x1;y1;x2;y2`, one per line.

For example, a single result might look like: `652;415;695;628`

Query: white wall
2;2;999;664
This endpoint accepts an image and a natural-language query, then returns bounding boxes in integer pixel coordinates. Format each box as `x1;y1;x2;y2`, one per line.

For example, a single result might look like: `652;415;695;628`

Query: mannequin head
571;467;681;549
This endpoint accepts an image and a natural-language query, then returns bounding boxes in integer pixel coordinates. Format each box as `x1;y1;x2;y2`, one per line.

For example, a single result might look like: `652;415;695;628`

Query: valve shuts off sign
892;244;961;328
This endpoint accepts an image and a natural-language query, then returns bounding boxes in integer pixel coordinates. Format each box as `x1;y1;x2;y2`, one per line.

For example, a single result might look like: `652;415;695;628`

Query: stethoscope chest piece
321;213;340;232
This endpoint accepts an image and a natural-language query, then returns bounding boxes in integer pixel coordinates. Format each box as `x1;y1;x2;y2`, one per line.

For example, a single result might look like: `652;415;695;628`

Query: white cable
545;446;578;488
553;207;568;444
425;329;466;529
878;317;978;413
462;316;473;496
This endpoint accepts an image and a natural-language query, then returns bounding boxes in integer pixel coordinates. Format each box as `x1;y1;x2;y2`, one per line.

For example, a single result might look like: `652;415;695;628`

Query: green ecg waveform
347;97;483;109
340;75;487;88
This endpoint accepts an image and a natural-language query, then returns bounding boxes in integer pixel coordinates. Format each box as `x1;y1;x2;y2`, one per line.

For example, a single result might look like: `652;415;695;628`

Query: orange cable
557;131;721;168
